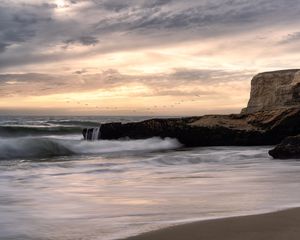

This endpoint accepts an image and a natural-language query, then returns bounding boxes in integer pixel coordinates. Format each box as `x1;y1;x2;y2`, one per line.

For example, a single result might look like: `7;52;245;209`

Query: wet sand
122;208;300;240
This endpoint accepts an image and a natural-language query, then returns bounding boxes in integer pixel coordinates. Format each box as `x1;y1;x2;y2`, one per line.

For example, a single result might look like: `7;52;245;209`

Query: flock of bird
64;94;202;114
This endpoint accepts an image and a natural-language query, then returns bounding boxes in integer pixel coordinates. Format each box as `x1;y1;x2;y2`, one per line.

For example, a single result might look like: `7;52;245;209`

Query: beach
2;116;300;239
123;208;300;240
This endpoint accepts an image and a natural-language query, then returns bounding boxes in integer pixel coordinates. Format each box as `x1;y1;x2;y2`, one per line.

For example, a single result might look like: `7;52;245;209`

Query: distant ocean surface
1;116;300;240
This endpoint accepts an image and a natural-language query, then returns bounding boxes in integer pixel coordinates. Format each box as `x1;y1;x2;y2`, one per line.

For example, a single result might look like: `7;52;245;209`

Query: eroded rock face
83;108;300;147
269;135;300;159
242;70;300;114
82;70;300;148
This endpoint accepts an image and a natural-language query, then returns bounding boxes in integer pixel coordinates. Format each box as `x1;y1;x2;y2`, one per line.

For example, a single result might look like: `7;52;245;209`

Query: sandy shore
122;208;300;240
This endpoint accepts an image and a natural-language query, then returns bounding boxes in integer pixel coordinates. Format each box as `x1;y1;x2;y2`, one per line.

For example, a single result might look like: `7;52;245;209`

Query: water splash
0;137;181;160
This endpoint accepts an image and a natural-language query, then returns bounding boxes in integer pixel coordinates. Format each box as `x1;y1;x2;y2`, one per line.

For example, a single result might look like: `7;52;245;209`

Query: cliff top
242;69;300;114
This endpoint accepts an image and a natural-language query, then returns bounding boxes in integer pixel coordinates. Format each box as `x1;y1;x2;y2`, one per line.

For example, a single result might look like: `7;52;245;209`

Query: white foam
0;137;181;160
91;127;100;141
65;137;181;154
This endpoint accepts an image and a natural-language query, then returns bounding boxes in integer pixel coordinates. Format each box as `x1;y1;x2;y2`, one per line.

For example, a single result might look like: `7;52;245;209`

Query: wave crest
0;137;181;160
0;126;81;137
0;138;74;160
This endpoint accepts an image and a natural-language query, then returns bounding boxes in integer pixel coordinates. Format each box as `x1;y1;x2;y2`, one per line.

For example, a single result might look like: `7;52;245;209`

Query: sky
1;0;300;116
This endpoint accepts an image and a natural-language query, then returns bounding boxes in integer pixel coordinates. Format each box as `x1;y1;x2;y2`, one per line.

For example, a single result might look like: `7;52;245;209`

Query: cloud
2;0;300;115
170;69;226;81
279;32;300;45
143;0;173;8
64;36;99;46
91;0;300;35
73;69;88;75
0;2;53;54
0;42;9;53
100;1;129;12
0;0;300;72
13;14;52;27
0;68;251;97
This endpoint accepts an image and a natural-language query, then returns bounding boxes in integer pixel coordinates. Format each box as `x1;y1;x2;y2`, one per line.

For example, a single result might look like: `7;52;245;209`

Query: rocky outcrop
269;135;300;159
83;107;300;147
242;69;300;114
83;69;300;150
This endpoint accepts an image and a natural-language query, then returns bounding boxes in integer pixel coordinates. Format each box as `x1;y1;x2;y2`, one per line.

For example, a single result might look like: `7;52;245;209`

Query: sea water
1;116;300;240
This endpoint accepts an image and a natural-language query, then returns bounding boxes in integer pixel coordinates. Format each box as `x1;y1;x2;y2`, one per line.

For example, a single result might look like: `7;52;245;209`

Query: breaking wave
0;126;82;137
45;120;102;127
0;137;181;160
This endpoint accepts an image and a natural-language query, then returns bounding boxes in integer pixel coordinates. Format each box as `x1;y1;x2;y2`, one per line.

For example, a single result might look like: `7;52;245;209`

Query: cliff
242;69;300;114
83;70;300;149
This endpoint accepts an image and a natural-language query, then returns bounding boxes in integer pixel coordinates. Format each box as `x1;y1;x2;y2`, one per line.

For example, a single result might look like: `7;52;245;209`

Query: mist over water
1;116;300;240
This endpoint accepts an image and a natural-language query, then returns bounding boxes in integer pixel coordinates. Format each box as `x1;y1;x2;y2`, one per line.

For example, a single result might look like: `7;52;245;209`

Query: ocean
1;116;300;240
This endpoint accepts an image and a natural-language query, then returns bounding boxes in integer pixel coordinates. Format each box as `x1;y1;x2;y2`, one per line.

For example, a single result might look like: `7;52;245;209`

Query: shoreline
121;207;300;240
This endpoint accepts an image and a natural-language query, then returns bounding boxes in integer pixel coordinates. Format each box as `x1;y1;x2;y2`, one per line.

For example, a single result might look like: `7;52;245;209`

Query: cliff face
82;69;300;150
242;70;300;114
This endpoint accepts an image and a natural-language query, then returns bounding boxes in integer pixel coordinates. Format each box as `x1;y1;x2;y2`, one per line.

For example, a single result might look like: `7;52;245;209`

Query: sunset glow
1;0;300;115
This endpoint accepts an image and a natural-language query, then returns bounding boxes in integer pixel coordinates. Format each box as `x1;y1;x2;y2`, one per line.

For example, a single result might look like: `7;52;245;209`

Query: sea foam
0;137;181;160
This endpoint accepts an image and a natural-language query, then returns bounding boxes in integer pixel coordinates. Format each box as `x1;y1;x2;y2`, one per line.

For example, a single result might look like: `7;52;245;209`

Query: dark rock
269;135;300;159
82;107;300;147
82;69;300;147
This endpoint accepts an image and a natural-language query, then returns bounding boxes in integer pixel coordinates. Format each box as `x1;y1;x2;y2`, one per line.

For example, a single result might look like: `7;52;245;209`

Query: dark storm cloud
1;0;300;68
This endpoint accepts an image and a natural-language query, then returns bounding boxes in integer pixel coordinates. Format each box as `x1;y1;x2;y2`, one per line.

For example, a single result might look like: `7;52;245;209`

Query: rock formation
242;69;300;114
83;107;300;147
82;70;300;151
269;135;300;159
